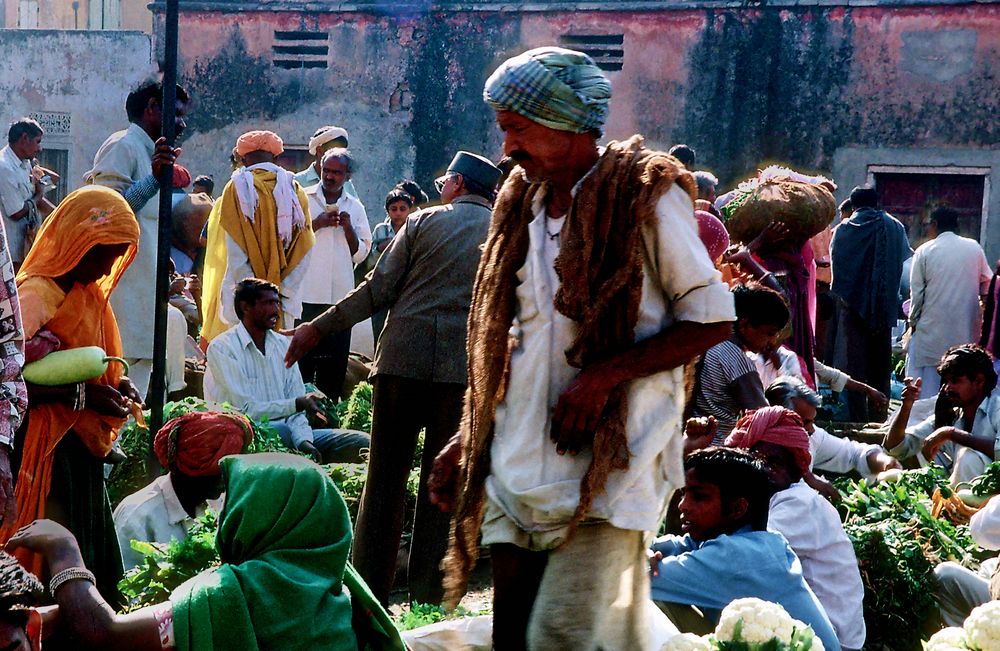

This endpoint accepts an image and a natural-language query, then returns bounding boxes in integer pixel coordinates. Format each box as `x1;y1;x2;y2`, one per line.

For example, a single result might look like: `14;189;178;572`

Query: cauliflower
965;602;1000;651
927;627;971;651
715;598;796;644
662;632;712;651
790;619;824;651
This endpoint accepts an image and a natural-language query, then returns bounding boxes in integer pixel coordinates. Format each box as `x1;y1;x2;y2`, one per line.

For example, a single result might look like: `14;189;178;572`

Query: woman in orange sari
1;185;142;602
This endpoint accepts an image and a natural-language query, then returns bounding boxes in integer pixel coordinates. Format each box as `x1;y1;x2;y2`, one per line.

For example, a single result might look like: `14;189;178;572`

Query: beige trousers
482;500;650;651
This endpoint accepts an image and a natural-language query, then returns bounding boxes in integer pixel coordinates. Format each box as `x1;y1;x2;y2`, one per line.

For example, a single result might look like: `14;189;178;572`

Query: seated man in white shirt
935;495;1000;626
113;411;250;569
204;278;370;463
726;406;867;651
885;344;1000;486
765;376;900;481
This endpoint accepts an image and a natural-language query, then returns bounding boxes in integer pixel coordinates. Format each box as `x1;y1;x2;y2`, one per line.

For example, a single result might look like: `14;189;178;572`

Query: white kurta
85;123;158;360
769;480;867;650
908;231;992;369
486;183;735;536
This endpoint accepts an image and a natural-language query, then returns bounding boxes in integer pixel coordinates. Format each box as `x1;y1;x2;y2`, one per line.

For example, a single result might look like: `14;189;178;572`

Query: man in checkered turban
431;46;736;650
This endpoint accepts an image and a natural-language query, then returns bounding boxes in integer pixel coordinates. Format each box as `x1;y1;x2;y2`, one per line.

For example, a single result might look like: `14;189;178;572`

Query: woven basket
724;179;836;244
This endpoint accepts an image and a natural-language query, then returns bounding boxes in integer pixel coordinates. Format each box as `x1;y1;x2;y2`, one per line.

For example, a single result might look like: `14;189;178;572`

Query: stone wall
152;2;1000;246
0;29;154;193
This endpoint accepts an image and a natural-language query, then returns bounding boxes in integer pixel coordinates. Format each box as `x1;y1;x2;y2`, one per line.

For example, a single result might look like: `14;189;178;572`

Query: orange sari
1;186;139;570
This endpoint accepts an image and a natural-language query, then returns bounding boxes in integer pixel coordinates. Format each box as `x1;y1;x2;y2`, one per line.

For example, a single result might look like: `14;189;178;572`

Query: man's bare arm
551;320;732;455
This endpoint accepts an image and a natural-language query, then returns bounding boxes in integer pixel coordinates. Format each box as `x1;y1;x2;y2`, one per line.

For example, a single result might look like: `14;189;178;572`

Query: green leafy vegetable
118;510;221;612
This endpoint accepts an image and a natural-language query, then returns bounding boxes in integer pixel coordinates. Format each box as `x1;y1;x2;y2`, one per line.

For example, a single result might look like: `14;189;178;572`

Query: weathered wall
4;0;152;31
0;29;154;191
155;2;1000;234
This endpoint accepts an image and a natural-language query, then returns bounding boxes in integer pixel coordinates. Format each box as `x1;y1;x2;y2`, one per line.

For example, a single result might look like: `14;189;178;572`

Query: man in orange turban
112;411;251;569
200;129;314;345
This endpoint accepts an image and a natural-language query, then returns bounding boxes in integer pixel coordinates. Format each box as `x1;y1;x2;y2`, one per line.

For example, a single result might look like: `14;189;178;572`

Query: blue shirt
650;527;841;651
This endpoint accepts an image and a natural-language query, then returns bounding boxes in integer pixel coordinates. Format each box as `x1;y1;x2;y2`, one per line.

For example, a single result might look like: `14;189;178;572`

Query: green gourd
23;346;129;386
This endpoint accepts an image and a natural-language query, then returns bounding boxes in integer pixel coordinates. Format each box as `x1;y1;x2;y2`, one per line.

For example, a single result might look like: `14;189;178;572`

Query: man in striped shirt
693;283;789;443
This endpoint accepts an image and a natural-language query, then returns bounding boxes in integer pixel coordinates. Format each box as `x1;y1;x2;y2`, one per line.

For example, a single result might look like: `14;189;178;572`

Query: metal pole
149;0;180;437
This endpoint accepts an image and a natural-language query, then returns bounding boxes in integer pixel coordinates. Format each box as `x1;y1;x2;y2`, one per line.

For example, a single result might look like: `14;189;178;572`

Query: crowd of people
0;43;994;650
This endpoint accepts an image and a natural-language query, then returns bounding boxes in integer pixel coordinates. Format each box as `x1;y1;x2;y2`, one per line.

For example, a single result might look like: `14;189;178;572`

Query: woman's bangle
49;567;95;594
72;383;86;412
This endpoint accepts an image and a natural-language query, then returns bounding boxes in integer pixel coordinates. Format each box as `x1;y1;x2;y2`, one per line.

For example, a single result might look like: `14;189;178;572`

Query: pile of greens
118;510;221;611
836;468;985;649
969;461;1000;497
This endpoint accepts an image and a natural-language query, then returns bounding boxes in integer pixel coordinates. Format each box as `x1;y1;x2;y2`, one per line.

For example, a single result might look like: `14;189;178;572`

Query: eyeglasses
434;174;455;194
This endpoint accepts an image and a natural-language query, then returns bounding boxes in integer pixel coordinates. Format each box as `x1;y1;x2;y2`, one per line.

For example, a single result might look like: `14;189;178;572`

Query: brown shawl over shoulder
442;135;696;607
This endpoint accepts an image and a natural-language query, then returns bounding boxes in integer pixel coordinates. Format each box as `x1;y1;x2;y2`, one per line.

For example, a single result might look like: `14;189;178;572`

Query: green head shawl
171;453;356;651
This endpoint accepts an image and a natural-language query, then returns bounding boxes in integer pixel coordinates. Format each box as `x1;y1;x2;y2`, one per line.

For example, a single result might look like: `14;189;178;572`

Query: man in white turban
294;125;359;199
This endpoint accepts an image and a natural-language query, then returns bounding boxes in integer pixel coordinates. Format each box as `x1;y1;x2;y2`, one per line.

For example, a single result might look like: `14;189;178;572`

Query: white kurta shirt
486;182;735;536
113;474;223;570
299;185;371;305
769;480;866;650
204;322;314;446
85;123;159;359
810;425;882;480
908;231;992;368
0;145;35;262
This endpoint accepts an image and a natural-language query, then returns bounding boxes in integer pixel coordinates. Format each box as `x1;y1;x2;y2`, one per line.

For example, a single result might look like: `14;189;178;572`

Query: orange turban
724;406;812;475
235;130;284;157
154;412;253;477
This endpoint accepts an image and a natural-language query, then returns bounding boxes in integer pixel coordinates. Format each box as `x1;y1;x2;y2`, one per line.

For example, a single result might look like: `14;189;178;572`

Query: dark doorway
873;171;986;248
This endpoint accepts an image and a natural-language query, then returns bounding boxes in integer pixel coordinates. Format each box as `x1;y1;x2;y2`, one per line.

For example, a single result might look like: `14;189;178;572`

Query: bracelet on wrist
72;383;86;412
49;567;95;595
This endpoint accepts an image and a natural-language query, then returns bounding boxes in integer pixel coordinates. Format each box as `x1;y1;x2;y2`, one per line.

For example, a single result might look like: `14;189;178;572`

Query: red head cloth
154;412;253;477
724;406;812;475
173;164;191;189
235;130;284;157
695;209;730;263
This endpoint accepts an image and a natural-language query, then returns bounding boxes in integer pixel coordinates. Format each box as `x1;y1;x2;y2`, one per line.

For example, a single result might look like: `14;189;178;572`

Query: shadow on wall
180;27;319;135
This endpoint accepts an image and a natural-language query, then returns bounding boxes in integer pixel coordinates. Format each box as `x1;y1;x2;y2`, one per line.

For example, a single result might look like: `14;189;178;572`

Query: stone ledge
147;0;1000;13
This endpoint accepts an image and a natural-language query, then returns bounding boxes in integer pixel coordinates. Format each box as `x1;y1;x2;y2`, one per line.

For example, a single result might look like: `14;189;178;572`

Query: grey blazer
314;194;492;384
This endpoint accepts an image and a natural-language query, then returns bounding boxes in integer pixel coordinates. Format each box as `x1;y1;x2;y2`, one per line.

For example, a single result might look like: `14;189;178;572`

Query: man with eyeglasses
285;149;502;605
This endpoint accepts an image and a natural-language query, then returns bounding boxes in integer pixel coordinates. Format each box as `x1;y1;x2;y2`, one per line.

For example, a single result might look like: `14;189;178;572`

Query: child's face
679;468;738;542
387;199;411;231
737;320;783;354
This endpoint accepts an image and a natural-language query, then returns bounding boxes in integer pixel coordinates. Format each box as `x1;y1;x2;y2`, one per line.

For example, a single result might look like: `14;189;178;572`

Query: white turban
308;126;349;156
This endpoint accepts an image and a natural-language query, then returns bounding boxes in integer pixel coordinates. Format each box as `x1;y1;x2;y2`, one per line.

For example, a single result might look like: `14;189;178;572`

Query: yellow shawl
201;170;314;343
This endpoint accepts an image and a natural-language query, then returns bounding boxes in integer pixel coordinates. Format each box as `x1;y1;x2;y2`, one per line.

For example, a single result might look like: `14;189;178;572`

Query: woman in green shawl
5;453;403;650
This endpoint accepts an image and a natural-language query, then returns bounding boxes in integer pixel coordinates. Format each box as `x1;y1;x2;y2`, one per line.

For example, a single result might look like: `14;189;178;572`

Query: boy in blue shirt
649;447;841;651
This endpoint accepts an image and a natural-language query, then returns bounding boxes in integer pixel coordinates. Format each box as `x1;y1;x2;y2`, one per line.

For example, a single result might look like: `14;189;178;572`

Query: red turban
724;406;812;475
172;164;191;190
235;130;284;157
154;412;253;477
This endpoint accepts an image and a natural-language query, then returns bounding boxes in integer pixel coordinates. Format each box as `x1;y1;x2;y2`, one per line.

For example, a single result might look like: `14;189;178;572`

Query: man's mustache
510;151;531;163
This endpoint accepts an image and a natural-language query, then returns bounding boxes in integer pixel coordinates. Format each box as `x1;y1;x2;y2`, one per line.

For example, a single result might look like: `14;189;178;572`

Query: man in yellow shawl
201;131;314;344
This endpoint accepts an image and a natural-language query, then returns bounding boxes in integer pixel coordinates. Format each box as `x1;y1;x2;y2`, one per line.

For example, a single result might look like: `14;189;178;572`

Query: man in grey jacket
285;150;502;605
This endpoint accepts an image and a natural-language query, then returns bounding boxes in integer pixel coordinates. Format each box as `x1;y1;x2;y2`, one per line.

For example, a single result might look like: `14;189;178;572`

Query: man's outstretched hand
284;323;323;367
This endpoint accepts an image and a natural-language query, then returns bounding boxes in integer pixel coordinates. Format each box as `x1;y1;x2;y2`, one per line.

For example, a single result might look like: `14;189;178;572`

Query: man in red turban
113;411;252;569
724;405;866;649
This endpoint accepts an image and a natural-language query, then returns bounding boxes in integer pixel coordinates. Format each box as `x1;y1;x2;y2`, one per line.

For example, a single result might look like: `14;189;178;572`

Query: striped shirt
694;338;761;443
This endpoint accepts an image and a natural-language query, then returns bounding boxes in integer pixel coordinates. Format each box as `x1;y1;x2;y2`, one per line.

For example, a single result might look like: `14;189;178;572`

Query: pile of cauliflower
926;601;1000;651
663;598;823;651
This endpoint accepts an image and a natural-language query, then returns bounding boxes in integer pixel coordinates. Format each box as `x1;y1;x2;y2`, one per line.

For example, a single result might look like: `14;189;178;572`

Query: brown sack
724;179;836;244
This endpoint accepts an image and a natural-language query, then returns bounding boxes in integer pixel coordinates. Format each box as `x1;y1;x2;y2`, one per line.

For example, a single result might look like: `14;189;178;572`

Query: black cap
446;151;503;189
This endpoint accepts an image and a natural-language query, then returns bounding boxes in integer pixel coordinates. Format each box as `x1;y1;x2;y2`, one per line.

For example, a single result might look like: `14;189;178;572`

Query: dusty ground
389;554;494;618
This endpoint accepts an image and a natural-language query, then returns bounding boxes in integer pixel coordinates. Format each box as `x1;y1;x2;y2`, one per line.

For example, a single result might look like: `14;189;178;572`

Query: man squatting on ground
428;47;735;650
